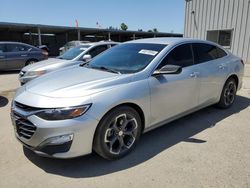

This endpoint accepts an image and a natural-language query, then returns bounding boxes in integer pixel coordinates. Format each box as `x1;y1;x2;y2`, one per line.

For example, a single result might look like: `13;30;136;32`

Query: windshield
58;45;90;60
87;43;166;74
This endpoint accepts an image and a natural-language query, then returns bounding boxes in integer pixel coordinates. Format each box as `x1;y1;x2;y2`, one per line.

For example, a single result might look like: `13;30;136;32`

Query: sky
0;0;185;34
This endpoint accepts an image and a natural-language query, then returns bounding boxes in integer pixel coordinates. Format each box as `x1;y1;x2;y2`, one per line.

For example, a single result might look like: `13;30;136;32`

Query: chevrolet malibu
11;38;244;160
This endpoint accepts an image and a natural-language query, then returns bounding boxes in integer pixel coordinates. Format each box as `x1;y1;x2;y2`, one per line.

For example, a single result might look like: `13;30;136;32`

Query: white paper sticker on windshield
139;49;158;56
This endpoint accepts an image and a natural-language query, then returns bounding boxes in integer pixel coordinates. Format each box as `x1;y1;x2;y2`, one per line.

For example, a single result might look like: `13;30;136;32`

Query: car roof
75;41;119;47
126;37;217;46
87;41;119;46
0;41;31;45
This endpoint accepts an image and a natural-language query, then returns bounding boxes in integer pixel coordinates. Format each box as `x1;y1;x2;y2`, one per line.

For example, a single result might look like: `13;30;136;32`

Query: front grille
13;112;37;139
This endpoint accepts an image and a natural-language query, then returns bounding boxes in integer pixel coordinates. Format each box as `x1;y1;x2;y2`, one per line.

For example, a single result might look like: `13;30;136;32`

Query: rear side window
158;43;194;69
6;44;30;52
192;43;227;64
216;47;227;58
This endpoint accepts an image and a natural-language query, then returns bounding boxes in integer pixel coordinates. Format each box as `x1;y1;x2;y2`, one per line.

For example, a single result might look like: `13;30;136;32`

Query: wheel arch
25;58;38;66
93;102;146;138
226;74;239;89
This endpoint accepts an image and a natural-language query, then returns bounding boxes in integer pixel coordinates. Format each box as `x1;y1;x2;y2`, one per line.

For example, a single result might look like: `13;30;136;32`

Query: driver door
149;43;200;125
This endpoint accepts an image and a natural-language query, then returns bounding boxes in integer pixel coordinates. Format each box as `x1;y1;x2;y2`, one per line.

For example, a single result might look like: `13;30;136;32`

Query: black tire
217;77;237;108
93;106;142;160
26;59;38;66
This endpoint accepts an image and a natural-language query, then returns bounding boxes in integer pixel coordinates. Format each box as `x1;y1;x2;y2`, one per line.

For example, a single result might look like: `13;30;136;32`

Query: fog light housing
37;134;73;155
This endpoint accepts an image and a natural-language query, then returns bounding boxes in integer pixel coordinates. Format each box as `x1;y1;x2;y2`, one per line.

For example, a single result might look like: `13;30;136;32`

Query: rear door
0;44;7;70
5;43;30;70
192;43;228;105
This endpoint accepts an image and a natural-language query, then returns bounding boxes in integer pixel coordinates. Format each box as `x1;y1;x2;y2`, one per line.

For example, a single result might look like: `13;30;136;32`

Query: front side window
88;45;108;58
0;44;6;53
58;45;90;60
87;43;166;74
158;44;194;69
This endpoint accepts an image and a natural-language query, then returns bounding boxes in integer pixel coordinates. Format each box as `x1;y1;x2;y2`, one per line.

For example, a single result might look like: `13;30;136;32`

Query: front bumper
11;109;99;158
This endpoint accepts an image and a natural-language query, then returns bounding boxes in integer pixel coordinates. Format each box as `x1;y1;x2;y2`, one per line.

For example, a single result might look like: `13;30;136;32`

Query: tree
120;23;128;31
153;28;158;32
147;29;153;32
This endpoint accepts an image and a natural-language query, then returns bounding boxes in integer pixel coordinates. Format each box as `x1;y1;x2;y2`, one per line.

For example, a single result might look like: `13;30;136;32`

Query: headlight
35;104;91;120
26;70;46;77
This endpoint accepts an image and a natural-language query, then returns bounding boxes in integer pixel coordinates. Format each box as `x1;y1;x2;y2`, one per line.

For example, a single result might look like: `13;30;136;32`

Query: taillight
42;50;48;56
240;59;245;66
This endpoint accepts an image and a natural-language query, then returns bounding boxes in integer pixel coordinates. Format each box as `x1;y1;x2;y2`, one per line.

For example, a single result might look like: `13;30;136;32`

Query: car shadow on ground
0;96;9;107
0;70;20;75
23;95;250;178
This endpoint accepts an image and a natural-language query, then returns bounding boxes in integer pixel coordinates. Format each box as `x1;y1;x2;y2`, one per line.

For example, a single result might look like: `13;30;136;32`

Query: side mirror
82;54;92;62
153;65;182;75
59;47;65;51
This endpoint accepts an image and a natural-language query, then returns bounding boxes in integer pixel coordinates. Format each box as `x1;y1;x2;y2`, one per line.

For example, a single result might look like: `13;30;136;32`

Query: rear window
192;43;227;64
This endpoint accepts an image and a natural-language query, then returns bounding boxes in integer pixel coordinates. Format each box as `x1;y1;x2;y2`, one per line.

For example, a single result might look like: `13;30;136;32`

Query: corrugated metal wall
184;0;250;64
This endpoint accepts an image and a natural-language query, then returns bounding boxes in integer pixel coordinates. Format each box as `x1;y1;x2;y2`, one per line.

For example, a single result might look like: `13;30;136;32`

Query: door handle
190;72;199;78
21;54;28;57
219;64;226;69
0;55;5;58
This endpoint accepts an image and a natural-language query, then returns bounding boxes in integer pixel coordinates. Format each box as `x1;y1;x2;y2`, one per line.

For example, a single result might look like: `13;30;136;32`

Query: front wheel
93;106;142;160
217;78;237;108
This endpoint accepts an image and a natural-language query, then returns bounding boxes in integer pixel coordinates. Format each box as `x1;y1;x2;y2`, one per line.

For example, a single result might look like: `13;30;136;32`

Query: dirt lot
0;72;250;188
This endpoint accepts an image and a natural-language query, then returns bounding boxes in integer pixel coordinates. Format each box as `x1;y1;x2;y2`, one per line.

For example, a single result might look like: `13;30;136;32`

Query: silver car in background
19;41;118;84
11;38;244;160
59;40;90;55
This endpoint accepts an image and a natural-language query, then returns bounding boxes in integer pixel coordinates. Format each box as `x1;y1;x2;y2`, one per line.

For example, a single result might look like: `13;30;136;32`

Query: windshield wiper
92;66;121;74
79;62;88;67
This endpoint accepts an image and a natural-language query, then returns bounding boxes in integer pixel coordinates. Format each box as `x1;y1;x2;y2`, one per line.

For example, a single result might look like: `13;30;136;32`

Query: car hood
25;66;132;98
22;58;70;72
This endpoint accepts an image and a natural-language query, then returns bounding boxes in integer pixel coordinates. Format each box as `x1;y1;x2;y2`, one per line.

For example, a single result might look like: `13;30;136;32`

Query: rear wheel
26;59;38;66
93;106;142;160
217;78;237;108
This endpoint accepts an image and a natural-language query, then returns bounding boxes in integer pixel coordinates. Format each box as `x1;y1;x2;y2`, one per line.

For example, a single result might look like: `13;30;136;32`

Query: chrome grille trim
12;111;37;139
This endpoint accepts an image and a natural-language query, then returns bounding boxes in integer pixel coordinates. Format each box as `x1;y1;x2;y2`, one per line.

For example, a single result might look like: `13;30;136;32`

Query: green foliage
120;23;128;31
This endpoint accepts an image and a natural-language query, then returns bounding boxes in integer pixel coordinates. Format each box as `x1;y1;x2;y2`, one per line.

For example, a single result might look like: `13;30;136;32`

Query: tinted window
216;47;227;58
87;43;166;74
6;44;30;52
158;44;193;69
0;44;6;53
193;43;227;64
88;45;108;58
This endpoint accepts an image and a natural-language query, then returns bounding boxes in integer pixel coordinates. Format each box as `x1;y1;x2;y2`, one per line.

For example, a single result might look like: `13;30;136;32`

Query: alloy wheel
224;81;236;106
104;113;138;155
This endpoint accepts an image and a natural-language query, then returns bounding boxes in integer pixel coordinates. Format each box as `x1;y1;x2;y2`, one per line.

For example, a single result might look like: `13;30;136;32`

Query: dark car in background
0;42;48;71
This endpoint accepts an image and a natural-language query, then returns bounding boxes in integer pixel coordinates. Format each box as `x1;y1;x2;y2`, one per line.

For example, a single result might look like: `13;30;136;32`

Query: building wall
184;0;250;64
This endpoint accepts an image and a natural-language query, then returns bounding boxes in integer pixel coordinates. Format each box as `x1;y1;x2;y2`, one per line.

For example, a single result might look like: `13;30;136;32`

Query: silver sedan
11;38;244;160
19;41;118;84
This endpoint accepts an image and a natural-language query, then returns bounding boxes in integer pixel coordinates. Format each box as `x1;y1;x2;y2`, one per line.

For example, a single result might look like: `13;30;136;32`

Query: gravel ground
0;72;250;188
